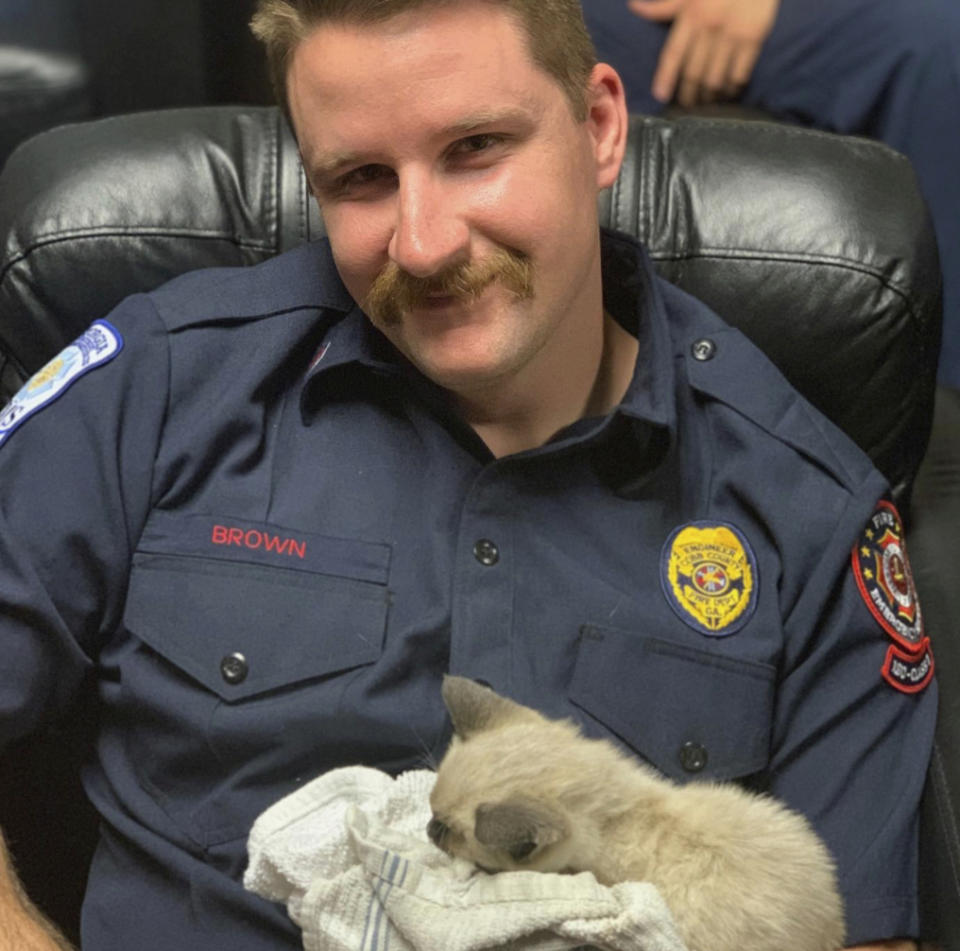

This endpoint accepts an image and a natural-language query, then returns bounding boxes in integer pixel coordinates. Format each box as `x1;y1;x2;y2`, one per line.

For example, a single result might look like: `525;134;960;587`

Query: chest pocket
118;514;390;846
570;625;776;784
124;553;387;699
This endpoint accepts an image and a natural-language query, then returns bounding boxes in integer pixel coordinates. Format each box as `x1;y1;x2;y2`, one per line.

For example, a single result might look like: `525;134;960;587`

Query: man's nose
388;175;469;278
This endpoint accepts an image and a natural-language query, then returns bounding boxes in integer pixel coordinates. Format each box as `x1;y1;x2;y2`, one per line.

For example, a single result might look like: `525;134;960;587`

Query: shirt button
473;539;500;566
220;652;249;685
679;741;708;773
691;338;716;361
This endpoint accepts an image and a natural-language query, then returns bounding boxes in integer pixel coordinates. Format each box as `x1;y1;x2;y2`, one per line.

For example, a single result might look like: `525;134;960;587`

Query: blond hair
250;0;597;124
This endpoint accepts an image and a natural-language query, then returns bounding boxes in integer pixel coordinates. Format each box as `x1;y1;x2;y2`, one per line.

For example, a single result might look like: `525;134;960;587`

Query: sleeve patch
851;499;924;652
0;320;123;449
882;638;934;694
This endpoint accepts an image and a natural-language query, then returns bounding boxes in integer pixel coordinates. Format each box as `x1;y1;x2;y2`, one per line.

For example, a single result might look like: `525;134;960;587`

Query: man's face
288;1;624;396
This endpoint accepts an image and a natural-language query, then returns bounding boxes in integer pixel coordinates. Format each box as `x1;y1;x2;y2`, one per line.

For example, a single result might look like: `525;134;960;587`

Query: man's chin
402;337;527;392
412;358;510;393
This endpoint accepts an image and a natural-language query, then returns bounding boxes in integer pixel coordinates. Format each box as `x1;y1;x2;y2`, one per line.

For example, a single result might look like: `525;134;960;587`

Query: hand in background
627;0;780;106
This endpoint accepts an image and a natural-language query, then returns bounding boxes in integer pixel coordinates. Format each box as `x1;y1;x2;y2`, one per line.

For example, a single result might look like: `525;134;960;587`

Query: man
0;1;935;949
580;0;960;389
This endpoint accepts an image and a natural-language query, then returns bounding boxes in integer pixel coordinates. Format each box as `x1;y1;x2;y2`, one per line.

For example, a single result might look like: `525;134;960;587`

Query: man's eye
335;164;394;193
451;134;505;157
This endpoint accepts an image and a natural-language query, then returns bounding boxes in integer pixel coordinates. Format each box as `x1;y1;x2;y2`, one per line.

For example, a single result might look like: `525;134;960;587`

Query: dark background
0;0;274;167
1;0;273;111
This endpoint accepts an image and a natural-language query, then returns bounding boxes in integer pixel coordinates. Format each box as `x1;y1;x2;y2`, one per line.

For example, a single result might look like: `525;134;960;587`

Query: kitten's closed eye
426;817;450;847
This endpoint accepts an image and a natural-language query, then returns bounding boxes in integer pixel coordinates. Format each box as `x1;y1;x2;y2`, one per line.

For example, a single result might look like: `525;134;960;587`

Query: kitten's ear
441;675;529;738
474;797;568;863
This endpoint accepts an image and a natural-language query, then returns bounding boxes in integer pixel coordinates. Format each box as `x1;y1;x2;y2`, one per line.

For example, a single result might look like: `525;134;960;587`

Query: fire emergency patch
882;638;934;694
661;521;758;636
0;321;123;449
852;499;924;653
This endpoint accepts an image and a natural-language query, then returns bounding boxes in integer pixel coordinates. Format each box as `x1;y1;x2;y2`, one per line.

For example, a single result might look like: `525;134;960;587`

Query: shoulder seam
698;386;867;498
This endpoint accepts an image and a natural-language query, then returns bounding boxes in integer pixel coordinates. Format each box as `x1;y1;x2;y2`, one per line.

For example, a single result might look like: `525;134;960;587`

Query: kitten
428;676;844;951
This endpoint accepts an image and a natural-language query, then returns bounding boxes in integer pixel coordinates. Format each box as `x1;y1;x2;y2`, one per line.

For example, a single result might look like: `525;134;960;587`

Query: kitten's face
428;677;593;874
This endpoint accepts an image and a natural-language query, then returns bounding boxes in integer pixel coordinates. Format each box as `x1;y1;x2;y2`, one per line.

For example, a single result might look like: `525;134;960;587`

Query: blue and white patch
0;320;123;448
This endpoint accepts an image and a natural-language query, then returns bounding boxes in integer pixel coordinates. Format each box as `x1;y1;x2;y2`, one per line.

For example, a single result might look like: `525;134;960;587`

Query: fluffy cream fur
429;676;845;951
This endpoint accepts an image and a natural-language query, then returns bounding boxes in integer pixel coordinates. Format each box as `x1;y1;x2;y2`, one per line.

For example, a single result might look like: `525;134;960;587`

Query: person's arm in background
0;832;74;951
627;0;779;106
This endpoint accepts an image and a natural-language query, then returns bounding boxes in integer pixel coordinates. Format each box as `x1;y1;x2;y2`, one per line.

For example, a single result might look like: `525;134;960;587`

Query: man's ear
474;797;568;862
441;676;530;738
585;63;628;191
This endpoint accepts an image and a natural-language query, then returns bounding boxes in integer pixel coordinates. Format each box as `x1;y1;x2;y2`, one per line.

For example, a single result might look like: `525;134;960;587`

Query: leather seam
658;115;913;164
0;229;274;282
263;114;279;252
649;247;926;323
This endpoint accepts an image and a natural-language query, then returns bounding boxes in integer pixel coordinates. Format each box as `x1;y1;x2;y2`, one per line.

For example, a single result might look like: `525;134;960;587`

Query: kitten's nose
427;817;449;846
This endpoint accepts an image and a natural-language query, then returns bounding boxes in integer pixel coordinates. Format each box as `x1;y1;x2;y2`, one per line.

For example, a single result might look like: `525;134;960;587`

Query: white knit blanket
244;766;687;951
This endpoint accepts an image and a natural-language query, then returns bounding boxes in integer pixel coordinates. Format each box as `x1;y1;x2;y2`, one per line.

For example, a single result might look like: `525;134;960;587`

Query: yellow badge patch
661;522;758;636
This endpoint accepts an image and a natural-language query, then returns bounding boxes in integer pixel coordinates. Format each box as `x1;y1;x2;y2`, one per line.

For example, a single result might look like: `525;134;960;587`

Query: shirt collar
299;229;677;439
599;228;677;434
304;300;400;377
298;242;413;422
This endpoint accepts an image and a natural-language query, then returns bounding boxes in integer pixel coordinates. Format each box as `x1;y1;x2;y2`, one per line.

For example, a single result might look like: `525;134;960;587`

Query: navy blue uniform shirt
0;230;936;948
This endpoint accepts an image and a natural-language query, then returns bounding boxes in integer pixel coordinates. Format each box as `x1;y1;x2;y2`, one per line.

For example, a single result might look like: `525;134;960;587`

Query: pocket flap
571;626;776;782
123;553;387;701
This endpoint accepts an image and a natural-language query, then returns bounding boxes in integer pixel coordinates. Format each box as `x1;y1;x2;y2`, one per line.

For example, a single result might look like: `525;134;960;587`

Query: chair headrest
0;106;941;503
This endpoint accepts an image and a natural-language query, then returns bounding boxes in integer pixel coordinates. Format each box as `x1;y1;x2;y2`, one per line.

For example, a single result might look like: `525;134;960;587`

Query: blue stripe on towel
383;857;409;951
362;852;409;951
360;852;390;951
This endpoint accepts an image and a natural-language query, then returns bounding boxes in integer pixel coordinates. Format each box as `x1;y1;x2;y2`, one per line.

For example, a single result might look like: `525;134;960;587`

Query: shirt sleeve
770;486;937;945
0;295;169;749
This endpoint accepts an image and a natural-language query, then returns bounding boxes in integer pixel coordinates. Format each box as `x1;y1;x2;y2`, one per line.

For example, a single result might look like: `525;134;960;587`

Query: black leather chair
0;106;957;948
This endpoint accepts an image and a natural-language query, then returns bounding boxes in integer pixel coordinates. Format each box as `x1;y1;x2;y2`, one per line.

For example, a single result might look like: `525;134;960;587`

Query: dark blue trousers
583;0;960;387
